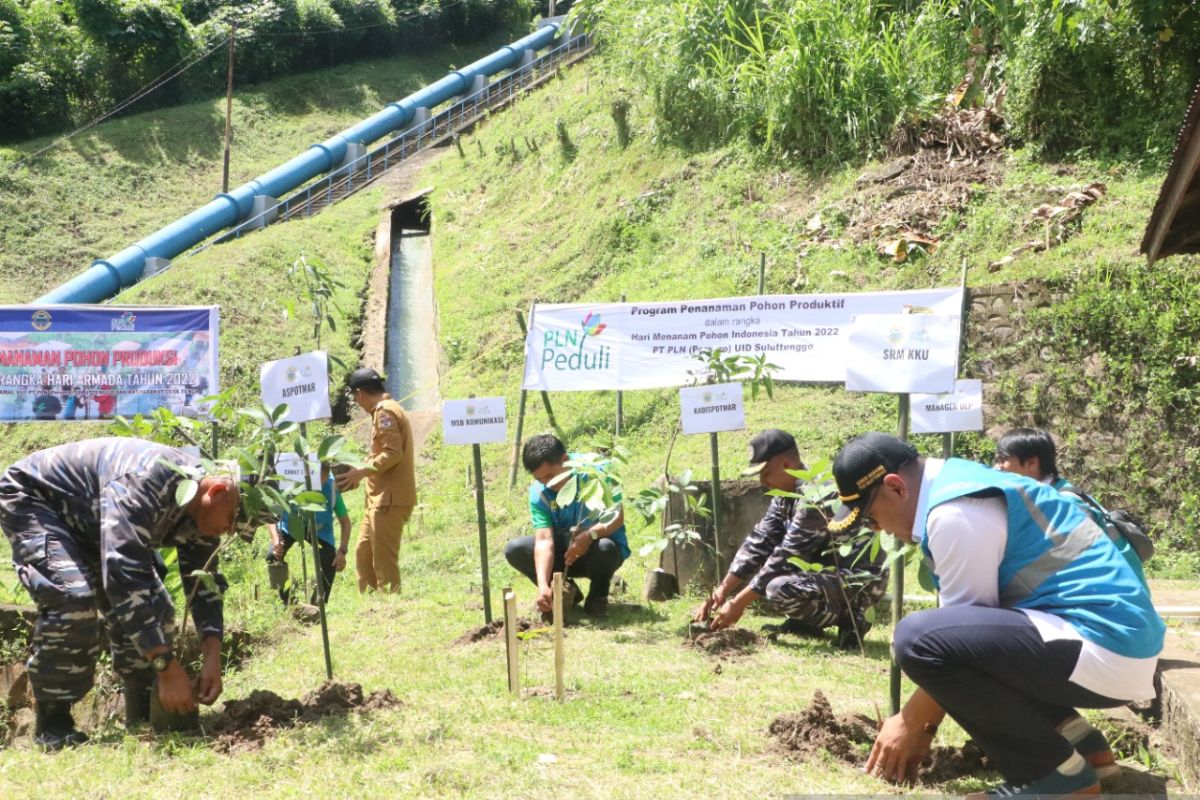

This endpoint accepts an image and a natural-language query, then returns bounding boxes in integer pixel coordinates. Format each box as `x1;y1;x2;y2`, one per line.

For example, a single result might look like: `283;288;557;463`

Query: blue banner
0;305;220;422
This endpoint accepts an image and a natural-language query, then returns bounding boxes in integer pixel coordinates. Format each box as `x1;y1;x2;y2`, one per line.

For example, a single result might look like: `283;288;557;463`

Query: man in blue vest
994;427;1148;589
829;432;1163;798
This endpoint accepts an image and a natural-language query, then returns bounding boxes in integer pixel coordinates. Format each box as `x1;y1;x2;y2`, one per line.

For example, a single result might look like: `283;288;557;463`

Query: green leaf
175;479;199;507
294;490;326;507
556;474;578;507
317;435;344;461
917;560;936;593
187;569;222;596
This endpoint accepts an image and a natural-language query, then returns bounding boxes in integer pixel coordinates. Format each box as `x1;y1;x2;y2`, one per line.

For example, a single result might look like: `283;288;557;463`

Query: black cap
347;367;385;390
742;429;797;476
828;432;919;532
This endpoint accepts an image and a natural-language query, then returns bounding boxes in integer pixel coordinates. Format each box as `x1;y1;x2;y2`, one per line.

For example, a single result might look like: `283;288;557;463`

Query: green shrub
1004;0;1200;157
584;0;968;165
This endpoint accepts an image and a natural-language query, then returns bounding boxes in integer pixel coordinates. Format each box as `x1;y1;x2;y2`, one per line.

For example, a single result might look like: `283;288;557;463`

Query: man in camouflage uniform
335;367;416;593
694;429;887;649
0;438;240;750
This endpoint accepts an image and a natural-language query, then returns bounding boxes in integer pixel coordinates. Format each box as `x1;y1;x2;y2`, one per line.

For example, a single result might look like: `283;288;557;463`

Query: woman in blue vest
828;432;1163;798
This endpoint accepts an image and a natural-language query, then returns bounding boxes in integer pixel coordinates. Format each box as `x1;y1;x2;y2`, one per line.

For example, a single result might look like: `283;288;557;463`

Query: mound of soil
918;740;991;782
452;617;536;646
769;690;876;763
208;680;400;752
770;691;992;784
684;626;762;657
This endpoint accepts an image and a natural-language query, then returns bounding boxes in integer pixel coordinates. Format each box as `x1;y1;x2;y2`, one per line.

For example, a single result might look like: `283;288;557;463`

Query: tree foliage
0;0;532;142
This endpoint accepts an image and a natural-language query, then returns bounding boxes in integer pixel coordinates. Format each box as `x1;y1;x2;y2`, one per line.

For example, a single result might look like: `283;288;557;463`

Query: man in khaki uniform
335;367;416;593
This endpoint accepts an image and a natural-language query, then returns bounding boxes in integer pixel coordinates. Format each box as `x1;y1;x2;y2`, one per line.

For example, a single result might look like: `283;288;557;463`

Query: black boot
763;618;826;638
583;583;610;618
835;610;871;651
34;701;87;751
124;685;152;729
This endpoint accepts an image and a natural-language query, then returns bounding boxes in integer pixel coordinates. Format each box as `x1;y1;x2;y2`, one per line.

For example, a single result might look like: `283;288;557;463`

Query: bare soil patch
452;617;537;646
684;625;762;658
769;691;995;783
208;681;400;752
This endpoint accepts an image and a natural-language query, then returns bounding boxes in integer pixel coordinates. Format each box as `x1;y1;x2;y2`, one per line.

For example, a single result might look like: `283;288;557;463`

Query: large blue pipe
37;22;563;304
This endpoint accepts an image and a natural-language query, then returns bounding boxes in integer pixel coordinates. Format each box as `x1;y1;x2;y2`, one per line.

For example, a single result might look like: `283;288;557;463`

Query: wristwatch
589;529;600;542
150;652;175;672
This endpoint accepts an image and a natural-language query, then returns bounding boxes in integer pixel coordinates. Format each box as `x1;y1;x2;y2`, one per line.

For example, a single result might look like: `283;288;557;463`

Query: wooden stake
503;587;519;696
552;571;564;702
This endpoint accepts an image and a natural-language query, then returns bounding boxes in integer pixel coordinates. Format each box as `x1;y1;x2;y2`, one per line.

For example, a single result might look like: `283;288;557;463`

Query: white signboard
912;379;984;434
443;396;507;445
680;382;745;435
844;314;961;394
521;288;962;391
260;351;331;423
275;452;321;492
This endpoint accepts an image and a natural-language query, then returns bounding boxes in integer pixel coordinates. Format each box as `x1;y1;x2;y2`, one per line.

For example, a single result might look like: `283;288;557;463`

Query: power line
3;0;487;172
4;35;232;173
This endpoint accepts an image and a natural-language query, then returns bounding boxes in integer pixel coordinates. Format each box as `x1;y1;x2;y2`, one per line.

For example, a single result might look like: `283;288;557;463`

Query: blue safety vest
920;459;1164;659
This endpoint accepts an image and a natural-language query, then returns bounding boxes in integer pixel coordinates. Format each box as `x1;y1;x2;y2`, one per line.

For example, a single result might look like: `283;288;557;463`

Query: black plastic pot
149;674;200;733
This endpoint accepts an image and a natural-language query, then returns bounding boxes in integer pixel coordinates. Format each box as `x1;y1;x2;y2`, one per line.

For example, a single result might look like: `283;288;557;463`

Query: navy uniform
728;479;887;645
0;438;226;740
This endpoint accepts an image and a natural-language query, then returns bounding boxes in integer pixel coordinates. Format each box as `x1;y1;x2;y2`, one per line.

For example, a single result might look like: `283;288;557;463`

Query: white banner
844;314;962;394
275;452;321;492
260;351;331;423
443;397;507;445
680;382;745;434
521;289;962;391
912;379;984;434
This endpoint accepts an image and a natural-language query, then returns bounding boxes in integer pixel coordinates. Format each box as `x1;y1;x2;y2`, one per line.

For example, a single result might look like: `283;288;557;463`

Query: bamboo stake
552;571;564;702
504;588;519;696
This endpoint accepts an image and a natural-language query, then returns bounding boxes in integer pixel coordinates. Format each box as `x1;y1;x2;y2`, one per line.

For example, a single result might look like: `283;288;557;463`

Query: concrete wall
658;479;773;591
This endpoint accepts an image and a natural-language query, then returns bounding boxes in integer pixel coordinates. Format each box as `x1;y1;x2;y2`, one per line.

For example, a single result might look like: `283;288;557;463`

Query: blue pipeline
37;22;562;305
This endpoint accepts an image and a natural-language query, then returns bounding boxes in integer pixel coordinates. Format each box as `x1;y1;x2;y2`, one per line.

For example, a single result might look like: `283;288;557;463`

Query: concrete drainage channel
385;194;439;416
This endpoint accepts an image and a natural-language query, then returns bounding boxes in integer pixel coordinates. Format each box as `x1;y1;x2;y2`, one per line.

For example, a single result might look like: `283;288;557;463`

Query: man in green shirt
505;434;628;619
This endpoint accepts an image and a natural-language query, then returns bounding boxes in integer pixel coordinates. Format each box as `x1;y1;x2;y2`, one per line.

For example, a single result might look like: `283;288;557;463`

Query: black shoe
124;685;152;728
34;702;86;752
835;612;871;650
763;618;826;638
583;593;609;618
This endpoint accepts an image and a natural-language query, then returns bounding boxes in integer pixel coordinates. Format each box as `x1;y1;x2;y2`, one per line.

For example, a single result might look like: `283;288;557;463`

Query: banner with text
521;289;962;391
443;397;507;445
844;314;962;394
261;351;331;423
911;379;984;434
0;305;219;422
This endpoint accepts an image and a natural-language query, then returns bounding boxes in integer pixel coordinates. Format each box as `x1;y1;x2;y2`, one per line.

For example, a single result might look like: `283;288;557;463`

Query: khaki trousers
356;504;413;593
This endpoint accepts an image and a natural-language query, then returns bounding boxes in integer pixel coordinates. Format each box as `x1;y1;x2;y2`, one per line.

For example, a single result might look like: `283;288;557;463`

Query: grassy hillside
0;27;1193;799
0;28;521;304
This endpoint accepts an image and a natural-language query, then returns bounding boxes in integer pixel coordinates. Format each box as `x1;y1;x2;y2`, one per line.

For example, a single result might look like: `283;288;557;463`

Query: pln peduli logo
581;312;606;337
111;311;137;332
540;310;613;373
31;310;52;331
